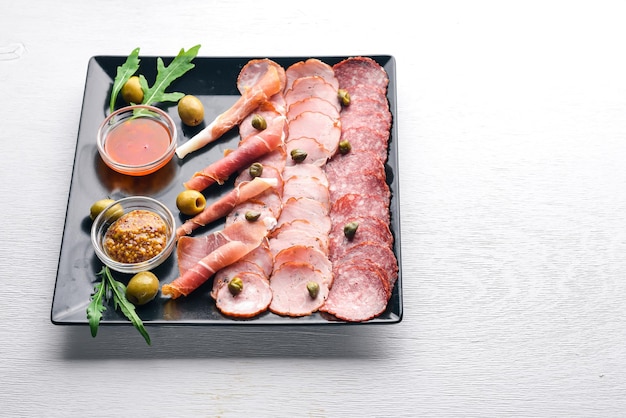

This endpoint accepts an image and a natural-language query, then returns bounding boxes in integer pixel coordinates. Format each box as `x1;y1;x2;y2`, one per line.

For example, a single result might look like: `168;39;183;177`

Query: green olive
126;271;159;305
178;95;205;127
90;199;123;221
121;76;144;104
176;190;206;216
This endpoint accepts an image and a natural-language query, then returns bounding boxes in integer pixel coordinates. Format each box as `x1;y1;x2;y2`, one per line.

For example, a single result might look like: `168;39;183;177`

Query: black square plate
51;55;402;325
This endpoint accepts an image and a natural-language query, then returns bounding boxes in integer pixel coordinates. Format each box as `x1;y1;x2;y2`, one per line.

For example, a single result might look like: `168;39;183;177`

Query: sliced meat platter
177;56;398;322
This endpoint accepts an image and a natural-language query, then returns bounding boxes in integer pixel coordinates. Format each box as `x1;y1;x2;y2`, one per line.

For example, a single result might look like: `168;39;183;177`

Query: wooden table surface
2;1;626;416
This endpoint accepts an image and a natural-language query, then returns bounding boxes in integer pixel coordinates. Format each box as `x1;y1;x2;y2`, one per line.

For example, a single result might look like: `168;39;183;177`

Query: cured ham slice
269;219;329;256
214;271;273;319
162;216;276;299
282;164;329;187
283;176;330;211
176;177;278;238
239;102;286;145
237;58;287;95
269;261;330;317
285;58;339;92
183;115;287;191
224;189;283;227
286;111;341;155
285;137;331;166
275;197;330;233
287;97;340;121
274;245;332;280
176;65;283;159
284;76;341;113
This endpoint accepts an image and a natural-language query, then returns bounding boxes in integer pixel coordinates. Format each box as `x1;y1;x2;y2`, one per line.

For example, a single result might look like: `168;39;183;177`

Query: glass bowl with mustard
91;196;176;273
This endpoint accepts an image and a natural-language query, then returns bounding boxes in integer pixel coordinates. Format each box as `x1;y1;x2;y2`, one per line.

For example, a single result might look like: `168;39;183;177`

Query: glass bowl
91;196;176;273
97;105;177;176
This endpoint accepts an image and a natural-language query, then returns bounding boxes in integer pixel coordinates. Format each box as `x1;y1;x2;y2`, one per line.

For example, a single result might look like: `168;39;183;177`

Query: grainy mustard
104;209;168;264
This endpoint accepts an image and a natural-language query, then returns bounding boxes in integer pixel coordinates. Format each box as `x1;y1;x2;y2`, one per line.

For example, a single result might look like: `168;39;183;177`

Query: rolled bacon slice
162;216;276;299
175;65;283;159
183;115;287;191
176;176;278;239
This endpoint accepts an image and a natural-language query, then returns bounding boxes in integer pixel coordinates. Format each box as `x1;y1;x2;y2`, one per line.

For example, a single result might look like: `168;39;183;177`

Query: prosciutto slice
162;216;276;299
176;177;278;238
176;65;283;159
183;115;287;191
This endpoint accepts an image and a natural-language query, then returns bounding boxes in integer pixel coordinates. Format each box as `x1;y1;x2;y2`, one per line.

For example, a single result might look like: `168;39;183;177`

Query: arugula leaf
87;266;152;345
109;47;140;114
87;279;107;337
141;44;201;106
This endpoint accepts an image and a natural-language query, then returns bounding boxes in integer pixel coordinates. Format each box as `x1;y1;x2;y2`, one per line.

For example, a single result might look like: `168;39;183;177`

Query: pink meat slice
285;58;340;92
269;261;330;317
269;219;329;256
239;101;286;141
287;97;340;122
328;215;394;261
285;137;332;166
287;111;342;155
343;83;388;109
319;260;389;322
211;259;267;299
283;175;330;212
225;190;283;227
234;164;285;195
330;193;390;226
276;197;330;232
340;107;391;139
336;241;398;294
338;127;390;163
284;76;341;112
215;271;273;319
326;150;385;182
328;167;389;205
282;163;329;187
333;56;389;91
237;58;287;95
274;244;332;280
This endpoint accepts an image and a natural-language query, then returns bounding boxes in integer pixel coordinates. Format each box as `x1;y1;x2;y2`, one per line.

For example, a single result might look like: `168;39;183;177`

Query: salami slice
329;215;394;261
339;127;390;163
333;56;389;91
336;241;398;293
330;193;390;226
319;260;389;322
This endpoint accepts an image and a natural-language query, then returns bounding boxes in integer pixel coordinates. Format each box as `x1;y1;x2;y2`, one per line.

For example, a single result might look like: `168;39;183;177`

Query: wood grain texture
2;1;626;416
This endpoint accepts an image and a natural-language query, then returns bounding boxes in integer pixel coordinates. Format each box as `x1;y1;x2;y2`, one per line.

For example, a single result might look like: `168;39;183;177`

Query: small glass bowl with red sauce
91;196;176;273
97;105;177;176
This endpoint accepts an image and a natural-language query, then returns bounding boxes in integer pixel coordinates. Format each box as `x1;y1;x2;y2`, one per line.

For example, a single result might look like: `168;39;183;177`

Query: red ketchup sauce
105;117;171;168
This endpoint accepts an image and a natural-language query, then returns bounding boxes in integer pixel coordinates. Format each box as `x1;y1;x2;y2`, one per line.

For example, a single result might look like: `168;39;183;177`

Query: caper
90;199;123;221
343;221;359;239
251;114;267;131
338;89;351;107
245;211;261;222
249;162;264;178
306;281;320;298
178;95;205;127
338;140;352;155
121;76;144;104
290;149;308;163
228;277;243;295
176;190;206;216
126;271;159;305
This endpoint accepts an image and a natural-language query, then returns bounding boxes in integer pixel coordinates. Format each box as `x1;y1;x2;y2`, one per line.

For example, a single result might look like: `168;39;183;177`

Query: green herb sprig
87;266;151;345
109;47;141;114
108;45;201;114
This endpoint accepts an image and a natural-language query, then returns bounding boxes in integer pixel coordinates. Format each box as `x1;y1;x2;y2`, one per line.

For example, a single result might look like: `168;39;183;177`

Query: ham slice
176;177;278;238
284;76;341;113
162;216;276;299
176;65;283;159
285;58;339;92
214;271;273;319
269;261;330;317
183;115;287;191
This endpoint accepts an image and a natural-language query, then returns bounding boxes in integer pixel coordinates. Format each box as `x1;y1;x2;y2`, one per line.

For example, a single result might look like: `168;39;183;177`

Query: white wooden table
2;1;626;416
